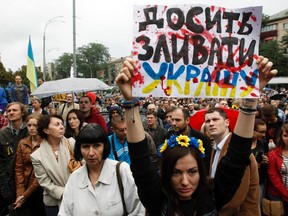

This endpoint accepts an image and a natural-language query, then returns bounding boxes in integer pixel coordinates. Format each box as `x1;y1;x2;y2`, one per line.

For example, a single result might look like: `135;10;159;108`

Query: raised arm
115;58;145;143
234;56;277;138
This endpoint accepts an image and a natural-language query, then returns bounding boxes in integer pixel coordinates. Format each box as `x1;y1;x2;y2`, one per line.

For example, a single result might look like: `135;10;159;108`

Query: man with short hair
57;93;79;121
187;103;197;116
108;115;159;169
79;95;107;133
144;110;167;149
218;99;229;108
29;97;49;115
10;75;29;105
204;107;259;214
0;102;29;215
164;106;176;131
142;103;163;128
261;104;284;143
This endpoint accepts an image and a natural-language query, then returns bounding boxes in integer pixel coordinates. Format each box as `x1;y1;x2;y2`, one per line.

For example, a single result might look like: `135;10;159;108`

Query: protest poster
132;5;263;98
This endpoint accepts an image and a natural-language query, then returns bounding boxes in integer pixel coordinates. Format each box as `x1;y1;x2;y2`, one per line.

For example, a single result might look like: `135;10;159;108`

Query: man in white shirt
57;93;79;122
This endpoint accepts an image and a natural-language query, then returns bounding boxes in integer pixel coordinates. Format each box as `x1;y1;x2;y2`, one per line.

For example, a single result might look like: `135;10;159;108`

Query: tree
0;62;14;87
280;34;288;54
54;42;111;79
261;14;270;27
54;53;73;79
77;42;111;79
259;40;288;77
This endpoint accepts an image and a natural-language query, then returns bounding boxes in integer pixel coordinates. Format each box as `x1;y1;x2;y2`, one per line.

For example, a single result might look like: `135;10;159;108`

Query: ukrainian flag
26;36;38;92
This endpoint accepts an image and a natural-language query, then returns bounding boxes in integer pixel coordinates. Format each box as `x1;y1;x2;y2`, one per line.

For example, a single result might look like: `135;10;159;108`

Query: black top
128;139;216;216
251;139;268;184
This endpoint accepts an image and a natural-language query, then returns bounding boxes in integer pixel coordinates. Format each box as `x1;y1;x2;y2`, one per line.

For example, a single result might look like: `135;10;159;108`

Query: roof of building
269;9;288;21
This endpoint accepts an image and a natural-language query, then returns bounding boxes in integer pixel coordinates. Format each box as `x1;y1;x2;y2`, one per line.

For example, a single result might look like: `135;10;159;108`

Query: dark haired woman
64;109;86;139
31;114;75;216
267;123;288;214
58;123;145;215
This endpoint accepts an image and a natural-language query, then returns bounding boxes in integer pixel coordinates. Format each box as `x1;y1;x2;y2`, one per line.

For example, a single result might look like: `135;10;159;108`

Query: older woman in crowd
58;123;145;215
31;114;75;216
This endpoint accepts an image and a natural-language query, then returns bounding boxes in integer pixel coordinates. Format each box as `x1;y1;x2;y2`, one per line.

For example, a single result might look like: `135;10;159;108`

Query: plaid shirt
0;115;8;129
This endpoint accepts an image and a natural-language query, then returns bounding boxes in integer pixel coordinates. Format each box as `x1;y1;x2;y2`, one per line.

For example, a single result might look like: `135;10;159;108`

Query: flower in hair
158;134;205;158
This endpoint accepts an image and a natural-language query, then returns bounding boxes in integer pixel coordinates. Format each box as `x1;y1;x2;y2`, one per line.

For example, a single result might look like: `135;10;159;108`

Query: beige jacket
30;137;72;206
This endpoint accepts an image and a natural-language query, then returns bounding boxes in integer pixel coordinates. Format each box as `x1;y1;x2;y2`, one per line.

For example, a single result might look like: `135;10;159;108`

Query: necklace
54;150;58;156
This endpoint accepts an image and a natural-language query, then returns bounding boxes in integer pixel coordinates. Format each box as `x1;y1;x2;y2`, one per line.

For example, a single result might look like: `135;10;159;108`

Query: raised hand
257;56;278;91
115;58;136;102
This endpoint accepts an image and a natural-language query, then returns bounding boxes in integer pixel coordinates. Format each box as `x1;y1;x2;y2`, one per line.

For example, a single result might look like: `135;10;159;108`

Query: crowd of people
0;55;287;216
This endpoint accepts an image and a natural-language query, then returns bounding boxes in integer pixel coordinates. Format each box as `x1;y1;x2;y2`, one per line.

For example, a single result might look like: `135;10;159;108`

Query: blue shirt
108;133;131;165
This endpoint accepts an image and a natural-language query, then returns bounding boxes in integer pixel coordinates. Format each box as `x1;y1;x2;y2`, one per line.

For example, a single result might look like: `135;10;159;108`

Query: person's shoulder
42;109;49;115
30;147;41;159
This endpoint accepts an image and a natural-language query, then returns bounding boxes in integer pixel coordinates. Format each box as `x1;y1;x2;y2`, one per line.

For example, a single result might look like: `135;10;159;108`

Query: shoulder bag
116;161;128;216
262;162;286;216
66;139;82;173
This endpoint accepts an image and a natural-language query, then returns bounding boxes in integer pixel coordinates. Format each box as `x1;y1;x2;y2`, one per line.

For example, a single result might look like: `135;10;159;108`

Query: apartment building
260;9;288;43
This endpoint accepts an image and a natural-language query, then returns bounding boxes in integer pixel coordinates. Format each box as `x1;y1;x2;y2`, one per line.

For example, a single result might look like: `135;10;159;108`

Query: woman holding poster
116;56;277;215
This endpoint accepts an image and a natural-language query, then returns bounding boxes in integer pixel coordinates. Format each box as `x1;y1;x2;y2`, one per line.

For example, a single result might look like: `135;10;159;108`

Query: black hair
205;107;227;119
65;109;85;138
160;145;210;215
74;123;110;161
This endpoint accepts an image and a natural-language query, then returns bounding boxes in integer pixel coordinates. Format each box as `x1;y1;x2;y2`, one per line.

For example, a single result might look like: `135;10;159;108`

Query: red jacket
267;147;288;202
84;107;108;134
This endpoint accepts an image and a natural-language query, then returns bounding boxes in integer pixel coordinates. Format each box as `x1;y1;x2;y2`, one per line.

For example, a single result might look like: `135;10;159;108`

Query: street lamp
43;16;64;81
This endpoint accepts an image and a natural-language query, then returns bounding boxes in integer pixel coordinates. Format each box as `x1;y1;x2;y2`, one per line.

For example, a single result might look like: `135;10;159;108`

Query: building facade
260;9;288;47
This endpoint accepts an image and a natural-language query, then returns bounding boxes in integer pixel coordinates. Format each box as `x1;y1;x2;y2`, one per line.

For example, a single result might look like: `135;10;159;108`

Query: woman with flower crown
116;57;277;216
116;58;217;215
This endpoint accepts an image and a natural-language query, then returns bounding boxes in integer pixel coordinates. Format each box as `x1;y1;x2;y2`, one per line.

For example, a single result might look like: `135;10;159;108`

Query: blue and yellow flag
26;36;38;92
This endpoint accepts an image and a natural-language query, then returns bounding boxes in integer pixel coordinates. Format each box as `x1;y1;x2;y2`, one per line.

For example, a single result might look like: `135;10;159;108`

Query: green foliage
261;14;270;27
280;34;288;53
259;40;288;77
0;62;14;87
55;42;111;79
54;53;73;79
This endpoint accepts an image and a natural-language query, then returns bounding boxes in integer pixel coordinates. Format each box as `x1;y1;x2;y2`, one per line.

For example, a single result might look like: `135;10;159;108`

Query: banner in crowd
132;5;262;98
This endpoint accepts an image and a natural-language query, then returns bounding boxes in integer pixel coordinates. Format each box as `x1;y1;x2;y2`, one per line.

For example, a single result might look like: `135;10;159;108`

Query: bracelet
239;106;257;115
121;98;141;109
240;98;257;109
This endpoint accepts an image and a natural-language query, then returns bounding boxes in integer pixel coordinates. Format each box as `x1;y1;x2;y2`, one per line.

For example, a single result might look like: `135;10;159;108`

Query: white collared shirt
211;133;231;178
58;159;145;216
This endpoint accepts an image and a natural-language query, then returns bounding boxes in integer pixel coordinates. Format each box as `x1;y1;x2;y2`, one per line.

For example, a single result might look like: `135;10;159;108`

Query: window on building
283;23;288;30
261;24;277;32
